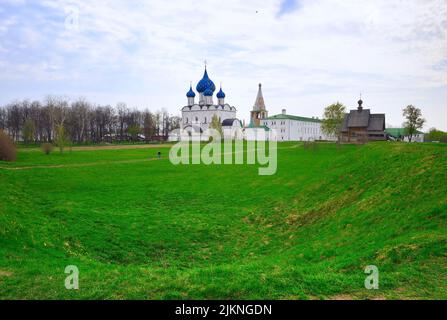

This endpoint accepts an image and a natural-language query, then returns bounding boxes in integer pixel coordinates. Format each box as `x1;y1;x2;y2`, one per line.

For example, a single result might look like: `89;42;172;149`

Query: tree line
425;128;447;143
0;96;181;144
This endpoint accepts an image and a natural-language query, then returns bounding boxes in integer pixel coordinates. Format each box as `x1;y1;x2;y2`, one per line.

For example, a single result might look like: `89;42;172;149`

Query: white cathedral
170;66;334;142
179;67;242;140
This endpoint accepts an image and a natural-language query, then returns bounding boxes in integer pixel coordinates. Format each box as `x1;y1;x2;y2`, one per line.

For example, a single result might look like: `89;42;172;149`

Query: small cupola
186;83;196;106
358;98;363;112
217;85;225;105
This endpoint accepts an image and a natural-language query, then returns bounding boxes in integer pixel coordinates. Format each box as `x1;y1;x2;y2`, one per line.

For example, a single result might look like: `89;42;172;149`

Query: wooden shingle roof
341;108;385;132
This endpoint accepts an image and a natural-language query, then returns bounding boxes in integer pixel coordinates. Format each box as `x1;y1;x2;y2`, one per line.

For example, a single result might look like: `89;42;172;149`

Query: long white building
261;109;334;141
246;84;334;141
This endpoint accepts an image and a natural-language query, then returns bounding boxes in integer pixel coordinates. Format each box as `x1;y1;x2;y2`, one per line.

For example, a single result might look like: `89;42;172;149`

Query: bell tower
250;83;268;126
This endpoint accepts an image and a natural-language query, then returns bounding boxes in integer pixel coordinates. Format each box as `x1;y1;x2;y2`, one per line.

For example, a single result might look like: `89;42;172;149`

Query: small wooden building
341;99;386;142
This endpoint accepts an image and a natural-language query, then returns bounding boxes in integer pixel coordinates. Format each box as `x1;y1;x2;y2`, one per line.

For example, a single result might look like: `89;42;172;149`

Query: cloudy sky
1;0;447;130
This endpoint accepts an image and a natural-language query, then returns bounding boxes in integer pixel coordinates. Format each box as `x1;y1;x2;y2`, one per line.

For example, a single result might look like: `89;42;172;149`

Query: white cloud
1;0;447;130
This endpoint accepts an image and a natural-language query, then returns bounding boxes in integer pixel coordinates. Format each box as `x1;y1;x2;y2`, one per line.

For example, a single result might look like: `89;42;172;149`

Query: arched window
186;117;188;123
204;117;207;123
195;116;198;122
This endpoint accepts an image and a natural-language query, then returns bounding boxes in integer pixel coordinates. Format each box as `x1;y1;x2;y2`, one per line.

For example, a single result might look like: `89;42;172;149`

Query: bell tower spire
250;83;268;126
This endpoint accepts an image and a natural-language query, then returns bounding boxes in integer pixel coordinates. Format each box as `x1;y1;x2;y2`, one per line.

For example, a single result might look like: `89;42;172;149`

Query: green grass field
0;142;446;299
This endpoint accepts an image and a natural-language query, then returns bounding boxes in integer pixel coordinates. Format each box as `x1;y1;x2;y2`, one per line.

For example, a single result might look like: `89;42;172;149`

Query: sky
0;0;446;130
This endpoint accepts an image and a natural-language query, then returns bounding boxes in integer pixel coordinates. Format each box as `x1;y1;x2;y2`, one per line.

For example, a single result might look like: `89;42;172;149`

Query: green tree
425;128;447;142
55;124;68;153
127;125;140;142
321;102;346;142
23;119;36;144
426;128;446;142
209;115;223;138
403;105;425;142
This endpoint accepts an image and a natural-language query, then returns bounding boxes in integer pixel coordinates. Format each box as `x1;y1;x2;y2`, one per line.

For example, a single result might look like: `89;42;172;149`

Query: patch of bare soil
330;293;387;300
70;144;172;151
330;294;355;300
0;158;164;170
0;270;13;277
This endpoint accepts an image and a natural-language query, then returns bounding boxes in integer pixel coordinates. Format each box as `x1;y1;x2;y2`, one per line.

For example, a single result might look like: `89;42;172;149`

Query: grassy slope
0;142;446;299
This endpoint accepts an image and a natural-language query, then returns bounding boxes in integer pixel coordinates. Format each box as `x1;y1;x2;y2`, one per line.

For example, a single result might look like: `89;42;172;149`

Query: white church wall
244;128;271;141
223;121;243;140
182;108;236;131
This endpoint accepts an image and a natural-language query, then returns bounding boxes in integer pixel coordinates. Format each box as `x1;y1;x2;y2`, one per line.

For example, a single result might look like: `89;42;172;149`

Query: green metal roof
265;114;322;123
385;128;424;138
246;123;270;131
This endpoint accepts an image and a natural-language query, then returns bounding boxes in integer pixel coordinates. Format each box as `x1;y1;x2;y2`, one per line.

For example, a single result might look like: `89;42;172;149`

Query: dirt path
0;144;300;171
0;158;162;170
20;144;173;152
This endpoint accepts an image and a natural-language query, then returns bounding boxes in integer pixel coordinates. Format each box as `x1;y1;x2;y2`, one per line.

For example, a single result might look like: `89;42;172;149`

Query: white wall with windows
182;104;237;133
261;113;335;142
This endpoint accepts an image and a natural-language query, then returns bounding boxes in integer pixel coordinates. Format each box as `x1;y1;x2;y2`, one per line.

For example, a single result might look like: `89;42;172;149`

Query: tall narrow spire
253;83;266;111
250;83;268;127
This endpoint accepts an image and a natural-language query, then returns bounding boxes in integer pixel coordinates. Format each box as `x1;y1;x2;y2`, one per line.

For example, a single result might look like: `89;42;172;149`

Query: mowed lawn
0;142;446;299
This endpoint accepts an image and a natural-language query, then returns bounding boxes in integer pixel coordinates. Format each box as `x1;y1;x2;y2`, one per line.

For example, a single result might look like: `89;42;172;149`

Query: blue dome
203;88;213;96
196;68;216;93
186;85;196;98
216;87;225;99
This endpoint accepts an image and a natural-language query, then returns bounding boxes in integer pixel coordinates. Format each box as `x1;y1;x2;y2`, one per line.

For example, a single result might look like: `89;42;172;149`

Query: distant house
245;84;333;141
341;99;386;142
385;128;424;142
261;109;334;142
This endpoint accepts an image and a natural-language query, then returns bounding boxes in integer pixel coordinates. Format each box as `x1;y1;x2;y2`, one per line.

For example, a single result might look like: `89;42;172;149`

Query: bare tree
69;98;90;143
116;102;128;140
6;101;22;141
0;97;179;144
0;108;6;130
143;109;155;141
